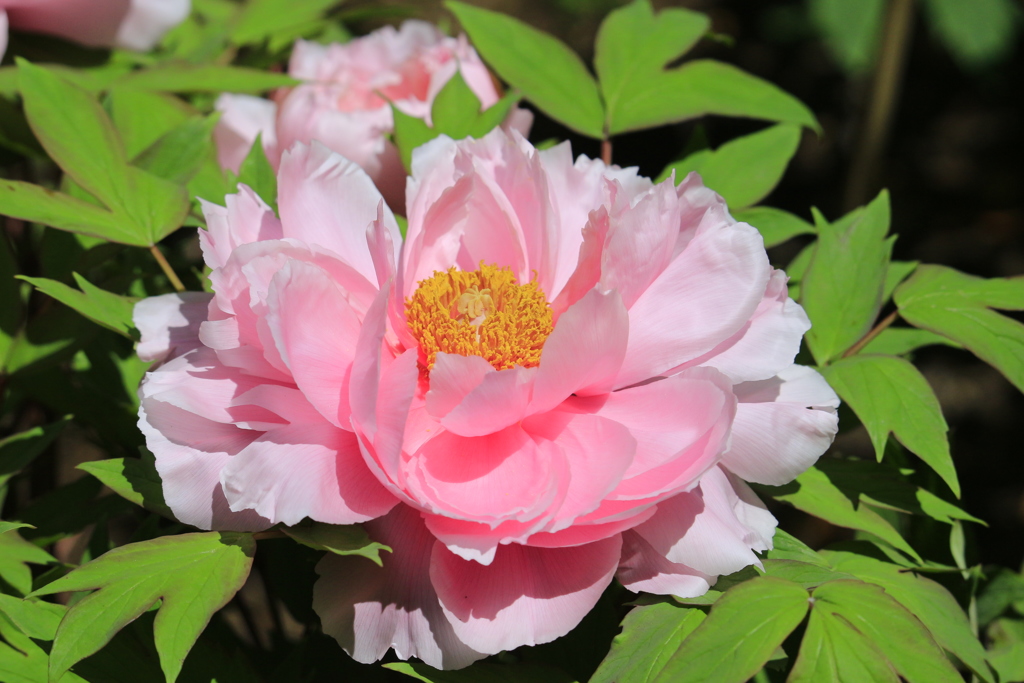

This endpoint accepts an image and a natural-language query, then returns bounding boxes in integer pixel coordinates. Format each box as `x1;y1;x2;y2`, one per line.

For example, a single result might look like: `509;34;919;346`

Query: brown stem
601;138;612;166
843;0;916;210
843;310;899;357
149;245;185;293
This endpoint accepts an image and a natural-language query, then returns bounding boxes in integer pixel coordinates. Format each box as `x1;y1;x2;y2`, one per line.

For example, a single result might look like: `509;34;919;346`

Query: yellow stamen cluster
406;264;553;371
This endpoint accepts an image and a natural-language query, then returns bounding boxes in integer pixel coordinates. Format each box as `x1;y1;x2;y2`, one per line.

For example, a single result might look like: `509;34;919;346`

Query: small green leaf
733;206;815;248
923;0;1018;67
0;611;88;683
0;417;70;489
430;69;484;139
590;603;705;683
0;527;56;596
986;618;1024;683
0;520;32;535
0;593;65;641
392;104;435;172
766;529;831;568
894;264;1024;393
861;328;960;356
133;114;221;186
78;457;173;520
808;580;964;683
386;661;577;682
883;260;919;302
282;521;390;566
658;124;802;209
116;64;298;93
802;191;893;363
808;0;886;73
446;1;604;138
18;274;137;339
31;531;255;683
237;133;277;213
822;355;957;496
652;577;810;683
977;568;1024;626
109;87;194;158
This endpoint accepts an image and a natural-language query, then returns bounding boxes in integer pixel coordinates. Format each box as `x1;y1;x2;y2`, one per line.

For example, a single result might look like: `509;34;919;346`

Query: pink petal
722;365;839;485
314;505;484;669
213;94;279;174
616;208;771;388
134;292;212;363
425;353;494;419
219;422;397;526
440;366;535;437
276;142;401;284
616;530;712;597
199;185;282;271
430;535;622;654
531;288;629;414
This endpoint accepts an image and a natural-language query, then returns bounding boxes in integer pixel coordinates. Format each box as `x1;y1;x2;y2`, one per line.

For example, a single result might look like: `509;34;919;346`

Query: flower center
406;264;553;371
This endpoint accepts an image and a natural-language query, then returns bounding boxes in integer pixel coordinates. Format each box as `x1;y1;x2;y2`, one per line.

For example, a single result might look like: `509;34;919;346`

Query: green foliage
733;206;816;248
236;133;278;211
18;274;138;339
386;661;576;682
0;417;70;491
589;603;705;683
116;65;298;93
808;0;885;73
281;520;392;566
0;528;56;596
78;456;174;519
30;532;255;683
922;0;1020;67
230;0;338;46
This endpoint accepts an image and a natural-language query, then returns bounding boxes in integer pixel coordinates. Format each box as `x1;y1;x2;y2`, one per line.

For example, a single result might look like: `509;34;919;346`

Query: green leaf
986;618;1024;683
733;206;815;248
652;577;810;683
133;114;220;186
0;611;88;683
446;1;604;138
766;529;831;568
923;0;1018;67
590;603;705;683
109;88;194;159
595;0;709;136
77;457;174;520
430;69;484;139
808;0;885;73
31;531;255;683
802;191;893;363
0;417;70;489
0;521;31;535
17;274;137;339
0;232;20;369
236;133;278;213
386;661;577;682
0;179;140;244
825;551;994;682
231;0;337;45
657;124;801;210
605;58;818;137
392;104;435;172
861;327;960;356
883;260;919;302
0;594;65;641
894;264;1024;393
978;568;1024;626
281;521;390;566
789;593;899;682
807;580;963;683
115;64;298;93
822;355;957;496
756;464;921;562
0;528;56;596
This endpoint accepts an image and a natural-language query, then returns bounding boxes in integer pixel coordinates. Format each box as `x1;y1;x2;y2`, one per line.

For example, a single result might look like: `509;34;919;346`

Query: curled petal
616;530;712;598
134;292;211;363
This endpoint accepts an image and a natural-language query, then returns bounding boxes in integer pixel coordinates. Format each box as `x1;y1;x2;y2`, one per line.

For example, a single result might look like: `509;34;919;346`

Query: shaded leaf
808;0;885;73
923;0;1018;67
78;457;174;520
0;417;70;489
116;65;298;93
387;661;577;682
281;521;390;566
18;274;136;339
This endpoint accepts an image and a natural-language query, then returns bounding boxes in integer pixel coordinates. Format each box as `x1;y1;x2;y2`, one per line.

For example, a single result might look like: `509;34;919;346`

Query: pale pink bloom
213;21;531;211
0;0;189;59
136;130;838;670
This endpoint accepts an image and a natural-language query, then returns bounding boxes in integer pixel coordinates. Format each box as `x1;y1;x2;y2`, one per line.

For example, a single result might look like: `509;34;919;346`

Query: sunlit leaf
0;594;65;641
236;133;277;213
0;528;56;596
590;602;705;683
861;327;960;356
733;206;815;249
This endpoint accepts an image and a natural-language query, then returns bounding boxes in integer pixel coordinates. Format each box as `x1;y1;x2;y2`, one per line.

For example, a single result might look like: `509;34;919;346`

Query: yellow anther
406;264;553;371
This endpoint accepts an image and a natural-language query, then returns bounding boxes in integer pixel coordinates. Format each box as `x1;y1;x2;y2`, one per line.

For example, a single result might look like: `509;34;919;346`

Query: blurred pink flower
0;0;189;59
213;21;530;211
136;130;838;669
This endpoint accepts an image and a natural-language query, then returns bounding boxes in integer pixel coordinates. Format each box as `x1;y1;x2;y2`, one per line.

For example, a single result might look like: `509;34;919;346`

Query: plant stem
601;138;612;165
843;0;916;210
843;309;899;357
149;245;185;292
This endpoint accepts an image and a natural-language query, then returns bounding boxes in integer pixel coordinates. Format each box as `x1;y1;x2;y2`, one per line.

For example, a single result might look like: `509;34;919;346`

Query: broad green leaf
31;531;255;683
756;464;921;561
652;577;809;683
0;594;65;641
430;70;484;139
761;559;852;588
825;551;993;682
590;603;705;683
604;58;818;136
446;1;604;138
923;0;1018;67
77;457;174;519
18;274;137;339
789;594;899;682
386;661;577;682
0;417;70;489
894;264;1024;393
883;260;919;302
808;0;885;73
809;580;963;683
733;206;815;248
802;191;893;363
822;355;957;496
861;327;960;356
133;114;220;185
0;179;139;244
231;0;337;45
595;0;709;136
0;612;88;683
392;104;435;172
657;124;801;209
282;521;390;566
236;133;277;213
987;618;1024;683
116;65;298;93
0;528;56;596
109;88;193;158
978;568;1024;626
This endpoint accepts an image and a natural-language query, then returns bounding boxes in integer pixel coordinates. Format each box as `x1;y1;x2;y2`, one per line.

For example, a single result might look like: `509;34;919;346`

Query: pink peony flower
212;21;531;211
0;0;189;59
136;129;838;669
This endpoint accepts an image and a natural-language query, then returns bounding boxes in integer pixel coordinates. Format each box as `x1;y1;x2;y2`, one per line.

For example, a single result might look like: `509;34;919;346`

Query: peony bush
0;1;1017;682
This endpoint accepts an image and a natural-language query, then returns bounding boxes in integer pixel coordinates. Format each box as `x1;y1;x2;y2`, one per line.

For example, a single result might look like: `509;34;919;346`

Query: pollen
406;264;553;371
